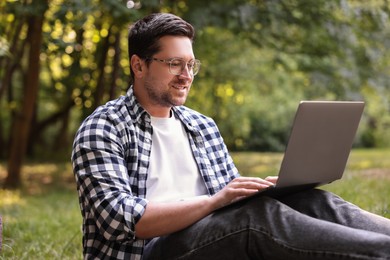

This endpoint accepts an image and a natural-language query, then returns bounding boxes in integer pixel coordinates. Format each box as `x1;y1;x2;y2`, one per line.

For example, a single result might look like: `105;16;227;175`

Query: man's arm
135;176;277;239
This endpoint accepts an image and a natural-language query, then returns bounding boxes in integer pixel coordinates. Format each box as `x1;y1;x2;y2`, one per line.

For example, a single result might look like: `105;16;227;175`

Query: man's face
139;36;195;116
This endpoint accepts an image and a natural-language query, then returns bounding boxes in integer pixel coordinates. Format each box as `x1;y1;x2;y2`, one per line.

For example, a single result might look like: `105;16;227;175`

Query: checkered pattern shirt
71;86;240;259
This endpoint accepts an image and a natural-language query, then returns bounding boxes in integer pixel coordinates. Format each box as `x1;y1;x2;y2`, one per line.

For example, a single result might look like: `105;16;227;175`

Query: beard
144;77;191;108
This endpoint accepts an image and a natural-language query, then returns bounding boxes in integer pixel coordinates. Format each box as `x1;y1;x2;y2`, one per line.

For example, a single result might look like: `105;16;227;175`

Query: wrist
207;193;227;211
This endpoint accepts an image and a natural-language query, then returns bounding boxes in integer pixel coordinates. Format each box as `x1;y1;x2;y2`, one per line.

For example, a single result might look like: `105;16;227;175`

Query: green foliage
189;26;308;150
360;86;390;147
1;0;390;160
186;0;390;150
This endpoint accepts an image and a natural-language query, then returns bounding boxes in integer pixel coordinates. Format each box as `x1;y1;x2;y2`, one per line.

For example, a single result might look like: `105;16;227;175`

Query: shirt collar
125;86;149;124
172;106;200;133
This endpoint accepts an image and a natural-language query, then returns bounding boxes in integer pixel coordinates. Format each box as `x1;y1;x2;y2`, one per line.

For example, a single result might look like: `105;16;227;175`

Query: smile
172;85;188;90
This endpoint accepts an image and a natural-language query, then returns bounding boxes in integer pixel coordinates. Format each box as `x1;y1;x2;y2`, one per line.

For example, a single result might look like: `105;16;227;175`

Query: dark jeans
143;189;390;260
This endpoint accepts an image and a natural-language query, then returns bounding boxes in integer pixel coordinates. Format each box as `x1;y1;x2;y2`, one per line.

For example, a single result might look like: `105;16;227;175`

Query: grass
232;148;390;217
0;148;389;259
0;163;83;260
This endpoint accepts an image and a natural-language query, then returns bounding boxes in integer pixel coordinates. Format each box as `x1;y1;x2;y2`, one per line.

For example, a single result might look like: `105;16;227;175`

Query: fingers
265;176;278;184
211;176;278;210
232;176;275;187
227;177;273;195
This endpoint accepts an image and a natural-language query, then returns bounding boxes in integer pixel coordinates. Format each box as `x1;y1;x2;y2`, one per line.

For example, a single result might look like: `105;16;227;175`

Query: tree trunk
0;19;27;159
92;26;112;110
109;31;121;100
53;108;71;153
4;0;48;188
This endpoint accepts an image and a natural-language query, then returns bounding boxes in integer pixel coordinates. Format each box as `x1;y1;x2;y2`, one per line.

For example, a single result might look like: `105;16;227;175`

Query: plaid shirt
71;86;240;259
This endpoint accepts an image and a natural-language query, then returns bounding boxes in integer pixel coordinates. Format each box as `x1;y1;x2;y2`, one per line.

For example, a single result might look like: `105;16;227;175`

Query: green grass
232;148;390;218
0;163;83;260
0;148;389;259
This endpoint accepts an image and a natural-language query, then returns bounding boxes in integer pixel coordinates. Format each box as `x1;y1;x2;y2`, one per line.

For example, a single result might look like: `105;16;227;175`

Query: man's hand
210;176;278;209
135;176;278;239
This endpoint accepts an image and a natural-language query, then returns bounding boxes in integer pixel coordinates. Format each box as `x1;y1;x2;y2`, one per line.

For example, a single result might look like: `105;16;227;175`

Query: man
72;13;390;259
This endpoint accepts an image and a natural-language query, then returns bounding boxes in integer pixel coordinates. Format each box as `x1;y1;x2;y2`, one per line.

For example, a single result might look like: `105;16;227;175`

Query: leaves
0;0;389;160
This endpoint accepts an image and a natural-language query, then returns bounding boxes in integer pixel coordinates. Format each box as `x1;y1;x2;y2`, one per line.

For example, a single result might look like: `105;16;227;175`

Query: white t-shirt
146;114;208;202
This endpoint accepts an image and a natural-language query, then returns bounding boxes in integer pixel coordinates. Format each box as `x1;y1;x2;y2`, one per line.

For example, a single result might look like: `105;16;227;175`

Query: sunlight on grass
0;162;82;260
231;152;282;177
0;190;25;207
0;189;82;260
0;148;389;258
347;148;390;170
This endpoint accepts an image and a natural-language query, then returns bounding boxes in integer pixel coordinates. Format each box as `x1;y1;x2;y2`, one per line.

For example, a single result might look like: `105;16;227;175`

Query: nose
179;65;193;79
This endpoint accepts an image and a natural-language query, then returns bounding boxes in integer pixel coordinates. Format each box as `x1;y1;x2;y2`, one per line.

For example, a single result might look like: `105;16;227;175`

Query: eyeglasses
147;57;201;76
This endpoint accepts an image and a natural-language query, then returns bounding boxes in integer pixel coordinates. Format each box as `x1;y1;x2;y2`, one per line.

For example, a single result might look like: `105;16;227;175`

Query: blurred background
0;0;390;258
1;0;390;188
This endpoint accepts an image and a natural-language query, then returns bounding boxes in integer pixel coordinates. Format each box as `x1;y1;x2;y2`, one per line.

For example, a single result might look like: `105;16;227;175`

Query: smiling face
132;36;195;117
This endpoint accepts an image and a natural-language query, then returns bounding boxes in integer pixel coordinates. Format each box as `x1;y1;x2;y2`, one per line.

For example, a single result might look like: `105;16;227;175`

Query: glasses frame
147;57;201;76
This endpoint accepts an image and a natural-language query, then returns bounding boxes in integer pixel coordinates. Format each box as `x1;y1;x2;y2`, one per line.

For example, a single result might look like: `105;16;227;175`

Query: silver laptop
256;100;365;198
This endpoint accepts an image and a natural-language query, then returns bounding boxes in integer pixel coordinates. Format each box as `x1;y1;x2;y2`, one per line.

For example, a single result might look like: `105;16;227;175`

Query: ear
130;55;145;78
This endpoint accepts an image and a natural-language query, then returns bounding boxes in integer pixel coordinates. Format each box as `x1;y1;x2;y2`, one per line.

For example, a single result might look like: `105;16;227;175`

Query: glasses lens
192;60;201;75
169;59;183;75
169;59;201;76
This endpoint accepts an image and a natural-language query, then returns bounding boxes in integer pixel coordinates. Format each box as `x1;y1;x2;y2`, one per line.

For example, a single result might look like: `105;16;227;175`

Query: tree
4;0;49;188
0;0;159;187
184;0;390;149
1;0;390;188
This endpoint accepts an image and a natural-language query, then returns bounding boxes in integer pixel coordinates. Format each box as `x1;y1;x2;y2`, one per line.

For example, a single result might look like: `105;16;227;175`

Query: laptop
249;100;365;199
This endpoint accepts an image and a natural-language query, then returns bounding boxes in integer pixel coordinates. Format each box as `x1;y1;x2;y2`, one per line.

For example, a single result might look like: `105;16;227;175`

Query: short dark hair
128;13;195;80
